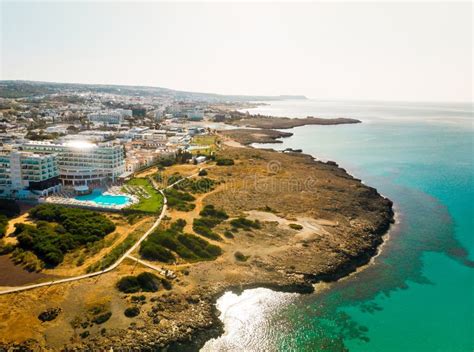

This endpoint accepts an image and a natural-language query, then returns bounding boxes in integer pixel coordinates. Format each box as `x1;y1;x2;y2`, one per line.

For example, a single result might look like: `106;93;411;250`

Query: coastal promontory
0;141;393;351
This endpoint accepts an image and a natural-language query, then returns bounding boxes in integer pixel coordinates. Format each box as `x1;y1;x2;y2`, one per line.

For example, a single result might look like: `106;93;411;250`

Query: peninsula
0;139;393;351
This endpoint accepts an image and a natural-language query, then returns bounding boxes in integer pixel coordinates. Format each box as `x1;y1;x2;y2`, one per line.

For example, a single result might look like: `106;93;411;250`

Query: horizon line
1;79;472;104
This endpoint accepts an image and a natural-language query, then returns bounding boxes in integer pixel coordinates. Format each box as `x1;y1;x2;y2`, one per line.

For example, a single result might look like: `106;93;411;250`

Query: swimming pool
75;189;131;206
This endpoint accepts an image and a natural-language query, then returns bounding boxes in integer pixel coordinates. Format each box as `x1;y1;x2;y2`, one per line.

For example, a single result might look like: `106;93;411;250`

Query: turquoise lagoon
203;101;473;351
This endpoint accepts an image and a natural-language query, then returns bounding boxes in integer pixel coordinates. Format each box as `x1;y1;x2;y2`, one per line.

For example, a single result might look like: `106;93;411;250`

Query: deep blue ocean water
203;100;473;351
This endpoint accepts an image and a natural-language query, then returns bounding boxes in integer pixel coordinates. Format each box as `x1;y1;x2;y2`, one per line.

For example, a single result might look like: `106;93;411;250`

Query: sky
0;1;472;102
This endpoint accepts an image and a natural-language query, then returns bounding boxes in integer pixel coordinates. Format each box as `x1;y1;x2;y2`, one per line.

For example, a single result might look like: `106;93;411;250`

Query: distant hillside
0;80;307;102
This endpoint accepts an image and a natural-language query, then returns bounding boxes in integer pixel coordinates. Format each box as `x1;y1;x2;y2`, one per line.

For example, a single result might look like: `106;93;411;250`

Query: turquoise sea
202;100;473;351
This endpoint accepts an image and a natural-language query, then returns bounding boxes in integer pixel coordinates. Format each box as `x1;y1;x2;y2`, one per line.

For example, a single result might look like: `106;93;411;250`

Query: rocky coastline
0;144;394;352
166;153;394;352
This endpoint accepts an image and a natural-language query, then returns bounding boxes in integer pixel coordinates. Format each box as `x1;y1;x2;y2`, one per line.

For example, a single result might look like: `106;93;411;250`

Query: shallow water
203;100;473;351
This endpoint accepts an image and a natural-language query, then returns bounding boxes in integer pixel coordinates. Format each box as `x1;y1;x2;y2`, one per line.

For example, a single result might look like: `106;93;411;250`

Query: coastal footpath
0;142;393;351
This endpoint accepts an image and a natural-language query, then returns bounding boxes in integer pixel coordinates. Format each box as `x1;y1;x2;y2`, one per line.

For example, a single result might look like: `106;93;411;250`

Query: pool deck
45;187;139;211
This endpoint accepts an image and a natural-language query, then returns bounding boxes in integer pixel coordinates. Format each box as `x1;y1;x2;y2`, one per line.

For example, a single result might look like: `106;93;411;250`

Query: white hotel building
0;148;61;199
87;109;133;126
22;140;125;186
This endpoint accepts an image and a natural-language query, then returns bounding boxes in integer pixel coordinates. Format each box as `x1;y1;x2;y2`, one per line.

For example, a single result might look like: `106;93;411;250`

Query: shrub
175;178;216;194
199;205;228;220
192;224;221;241
117;273;162;293
124;307;140;318
167;173;183;185
216;158;234;166
0;240;15;255
116;276;141;293
0;215;8;238
223;231;234;239
161;278;172;290
131;295;146;303
192;205;229;241
10;248;44;272
139;242;175;263
92;312;112;325
0;199;20;218
80;331;90;339
234;251;249;262
141;220;222;262
38;308;61;322
289;223;303;230
157;157;175;168
0;200;20;237
177;234;222;259
230;217;261;230
15;204;115;266
136;272;161;292
198;169;208;176
164;188;195;211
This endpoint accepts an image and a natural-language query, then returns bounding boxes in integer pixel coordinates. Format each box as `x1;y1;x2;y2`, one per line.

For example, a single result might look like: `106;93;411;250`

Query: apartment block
22;140;125;186
0;149;61;199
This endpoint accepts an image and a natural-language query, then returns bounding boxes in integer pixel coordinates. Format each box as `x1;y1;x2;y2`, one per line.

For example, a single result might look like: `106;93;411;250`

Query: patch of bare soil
0;256;54;286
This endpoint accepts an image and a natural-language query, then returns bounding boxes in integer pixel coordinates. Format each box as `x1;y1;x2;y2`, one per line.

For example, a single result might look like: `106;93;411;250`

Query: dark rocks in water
283;148;302;153
38;308;61;322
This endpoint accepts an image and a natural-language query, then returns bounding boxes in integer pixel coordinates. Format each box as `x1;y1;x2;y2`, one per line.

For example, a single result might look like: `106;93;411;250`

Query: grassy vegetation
140;219;222;262
125;178;164;213
14;204;115;266
190;135;217;155
11;248;44;272
192;135;216;146
164;188;195;211
0;241;15;255
230;217;262;231
116;272;162;293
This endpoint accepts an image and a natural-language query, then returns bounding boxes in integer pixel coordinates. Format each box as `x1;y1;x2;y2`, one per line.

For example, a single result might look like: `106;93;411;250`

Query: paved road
0;171;200;296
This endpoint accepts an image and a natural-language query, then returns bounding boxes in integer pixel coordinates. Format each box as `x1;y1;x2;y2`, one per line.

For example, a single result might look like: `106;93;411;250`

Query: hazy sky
1;1;472;101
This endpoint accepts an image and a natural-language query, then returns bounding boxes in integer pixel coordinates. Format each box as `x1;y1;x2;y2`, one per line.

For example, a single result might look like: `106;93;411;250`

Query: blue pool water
75;189;130;206
203;100;473;351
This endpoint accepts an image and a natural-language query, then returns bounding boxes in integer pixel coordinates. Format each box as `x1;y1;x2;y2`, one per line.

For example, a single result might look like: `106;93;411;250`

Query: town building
22;140;125;186
0;148;61;199
88;111;124;125
184;108;204;121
